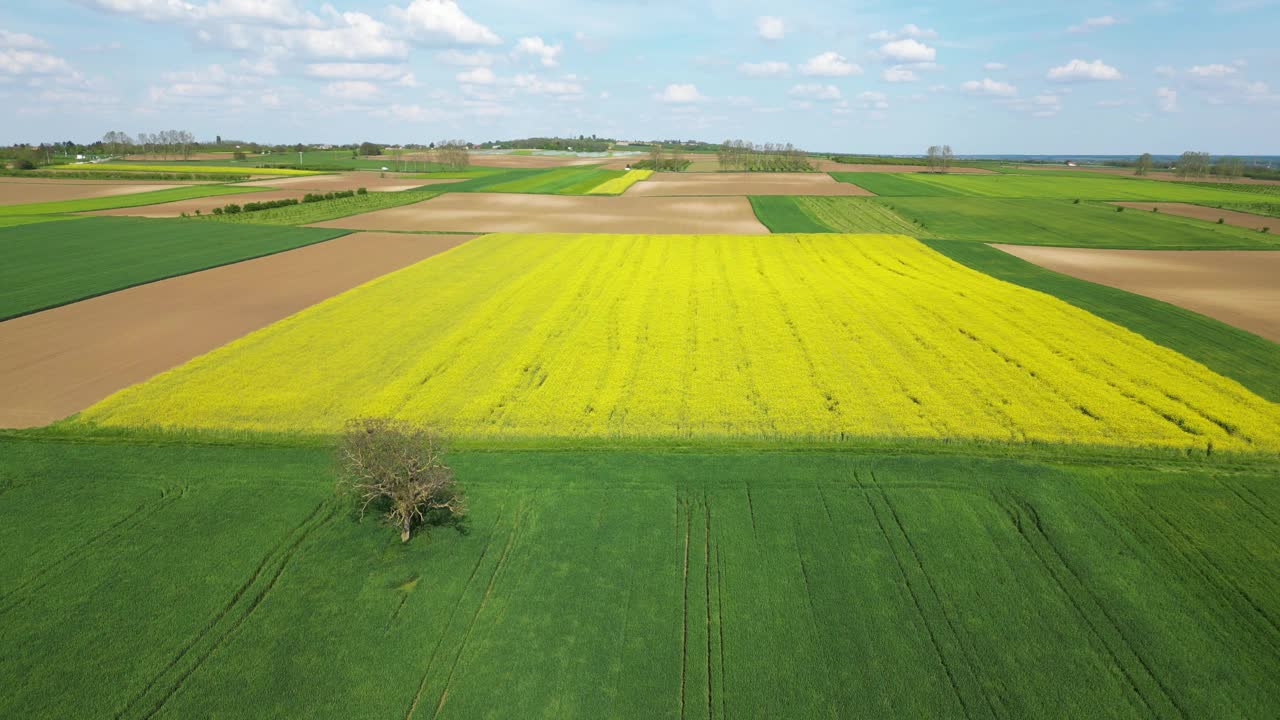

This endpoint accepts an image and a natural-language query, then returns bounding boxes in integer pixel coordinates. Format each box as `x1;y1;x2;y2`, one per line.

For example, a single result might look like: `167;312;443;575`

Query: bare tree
337;418;465;543
1135;152;1153;176
1175;151;1210;179
926;145;941;173
941;144;954;174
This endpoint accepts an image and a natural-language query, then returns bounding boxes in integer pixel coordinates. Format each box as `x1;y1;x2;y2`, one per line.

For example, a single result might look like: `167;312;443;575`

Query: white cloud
1047;59;1123;82
304;62;410;80
1156;86;1178;112
738;60;790;77
858;90;889;109
0;30;49;49
983;62;1007;71
390;0;500;46
882;67;917;83
789;83;842;101
1031;93;1062;116
456;66;494;84
879;39;936;64
76;0;316;26
656;83;704;103
1188;63;1237;77
513;36;562;67
436;49;493;66
512;73;582;96
800;51;862;77
378;103;447;122
962;78;1017;96
1068;16;1119;33
0;49;74;76
870;24;938;41
323;80;379;100
756;16;785;40
1155;65;1176;77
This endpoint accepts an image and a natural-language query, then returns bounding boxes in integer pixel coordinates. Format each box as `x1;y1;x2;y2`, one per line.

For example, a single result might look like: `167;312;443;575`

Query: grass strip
0;185;265;217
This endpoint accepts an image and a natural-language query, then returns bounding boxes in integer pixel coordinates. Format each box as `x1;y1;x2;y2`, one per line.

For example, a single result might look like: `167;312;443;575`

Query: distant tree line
717;140;813;172
434;140;471;170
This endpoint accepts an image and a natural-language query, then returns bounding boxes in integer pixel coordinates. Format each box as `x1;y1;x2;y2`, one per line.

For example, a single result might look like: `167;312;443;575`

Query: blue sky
2;0;1277;153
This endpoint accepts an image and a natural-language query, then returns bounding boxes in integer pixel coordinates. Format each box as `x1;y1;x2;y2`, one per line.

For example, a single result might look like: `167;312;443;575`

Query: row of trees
717;140;812;172
101;130;199;160
434;140;471;170
925;145;955;173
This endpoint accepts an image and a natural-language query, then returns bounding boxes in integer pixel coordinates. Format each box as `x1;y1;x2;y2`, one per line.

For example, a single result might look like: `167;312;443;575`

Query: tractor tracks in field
0;487;183;616
677;491;721;720
995;492;1187;720
401;494;530;720
852;470;994;720
115;498;338;720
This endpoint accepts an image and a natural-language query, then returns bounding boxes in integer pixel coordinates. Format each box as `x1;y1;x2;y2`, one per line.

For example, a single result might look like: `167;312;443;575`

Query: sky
1;0;1278;154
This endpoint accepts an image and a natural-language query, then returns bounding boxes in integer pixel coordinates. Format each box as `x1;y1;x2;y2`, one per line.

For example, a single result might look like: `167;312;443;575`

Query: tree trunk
401;518;412;543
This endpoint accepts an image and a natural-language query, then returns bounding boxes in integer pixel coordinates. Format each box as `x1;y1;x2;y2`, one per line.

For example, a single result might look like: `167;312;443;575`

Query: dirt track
233;171;461;192
0;178;186;205
310;192;769;234
993;244;1280;342
624;172;873;196
1111;202;1277;231
0;232;475;428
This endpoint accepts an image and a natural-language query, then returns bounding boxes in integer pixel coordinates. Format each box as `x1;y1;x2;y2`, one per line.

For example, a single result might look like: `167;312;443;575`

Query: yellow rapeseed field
80;234;1280;450
587;169;653;195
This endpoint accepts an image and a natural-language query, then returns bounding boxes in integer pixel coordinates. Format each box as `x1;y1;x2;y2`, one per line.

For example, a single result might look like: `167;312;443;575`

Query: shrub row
200;188;369;217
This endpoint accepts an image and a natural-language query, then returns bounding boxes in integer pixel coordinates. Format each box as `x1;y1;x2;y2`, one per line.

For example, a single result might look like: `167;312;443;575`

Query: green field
0;217;349;320
749;196;834;232
0;185;263;217
881;198;1280;249
0;215;82;228
2;436;1278;719
926;240;1280;401
1217;203;1280;219
751;196;932;235
832;172;1265;203
195;189;441;226
476;166;624;194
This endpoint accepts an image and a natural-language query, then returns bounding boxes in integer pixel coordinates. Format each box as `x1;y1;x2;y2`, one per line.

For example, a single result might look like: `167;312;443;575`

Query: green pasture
881;198;1280;249
0;185;264;217
832;172;1266;202
0;217;348;320
1;437;1277;719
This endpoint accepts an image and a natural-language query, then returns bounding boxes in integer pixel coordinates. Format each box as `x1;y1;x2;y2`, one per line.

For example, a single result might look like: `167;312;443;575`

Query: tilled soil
0;232;475;428
993;244;1280;342
623;172;874;196
232;171;462;192
309;192;769;234
0;179;187;205
1110;202;1277;231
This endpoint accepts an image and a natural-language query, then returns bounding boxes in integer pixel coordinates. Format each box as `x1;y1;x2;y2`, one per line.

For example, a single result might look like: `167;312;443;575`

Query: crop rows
795;197;930;235
81;233;1280;450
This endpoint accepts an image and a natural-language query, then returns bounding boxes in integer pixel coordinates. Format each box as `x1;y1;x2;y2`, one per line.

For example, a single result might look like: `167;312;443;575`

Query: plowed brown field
0;232;475;427
623;172;873;196
309;192;768;234
1110;202;1277;231
0;178;186;205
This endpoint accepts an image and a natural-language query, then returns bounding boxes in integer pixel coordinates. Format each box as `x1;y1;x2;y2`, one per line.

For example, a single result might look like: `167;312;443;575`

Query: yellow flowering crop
586;169;653;195
80;234;1280;451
